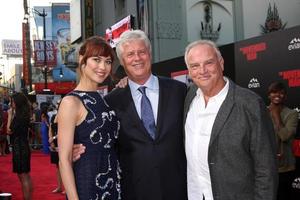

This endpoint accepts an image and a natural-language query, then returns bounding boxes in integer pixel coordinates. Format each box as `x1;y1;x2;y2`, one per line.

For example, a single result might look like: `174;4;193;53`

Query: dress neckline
72;90;99;93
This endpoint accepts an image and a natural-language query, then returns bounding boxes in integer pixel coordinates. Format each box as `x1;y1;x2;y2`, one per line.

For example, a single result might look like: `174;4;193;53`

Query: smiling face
77;36;114;88
269;89;286;105
80;55;112;84
267;82;287;106
186;43;225;96
119;39;152;85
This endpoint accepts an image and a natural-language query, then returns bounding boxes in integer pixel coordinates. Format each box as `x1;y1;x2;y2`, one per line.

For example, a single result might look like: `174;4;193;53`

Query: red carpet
0;150;65;200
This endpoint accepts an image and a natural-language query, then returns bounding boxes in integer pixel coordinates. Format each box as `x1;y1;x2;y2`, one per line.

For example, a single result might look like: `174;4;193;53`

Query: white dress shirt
185;78;229;200
128;74;159;124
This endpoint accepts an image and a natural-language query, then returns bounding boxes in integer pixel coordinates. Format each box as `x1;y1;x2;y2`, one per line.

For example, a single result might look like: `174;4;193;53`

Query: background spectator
268;81;298;200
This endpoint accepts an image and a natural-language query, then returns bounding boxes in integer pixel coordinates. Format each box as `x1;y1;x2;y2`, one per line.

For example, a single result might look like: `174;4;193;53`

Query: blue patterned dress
67;90;121;200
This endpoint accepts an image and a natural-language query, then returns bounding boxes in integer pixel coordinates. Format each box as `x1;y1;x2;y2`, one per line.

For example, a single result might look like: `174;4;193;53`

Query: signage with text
235;26;300;112
1;40;22;56
105;15;133;48
33;40;58;67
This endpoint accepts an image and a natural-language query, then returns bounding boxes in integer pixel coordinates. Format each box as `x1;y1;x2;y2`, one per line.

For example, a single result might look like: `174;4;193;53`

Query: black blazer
105;76;188;200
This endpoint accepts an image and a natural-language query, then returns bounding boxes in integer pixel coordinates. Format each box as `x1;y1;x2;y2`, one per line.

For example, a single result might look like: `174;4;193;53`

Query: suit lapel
209;80;235;146
155;77;168;140
184;81;235;147
123;86;141;124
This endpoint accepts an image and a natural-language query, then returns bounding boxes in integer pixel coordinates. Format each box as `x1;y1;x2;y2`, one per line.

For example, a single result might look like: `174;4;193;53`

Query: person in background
58;36;121;200
3;98;11;154
48;107;64;194
31;101;42;149
47;104;57;123
0;104;8;156
291;120;300;200
0;104;5;155
40;110;50;154
294;121;300;173
6;96;13;141
8;92;33;200
267;81;298;200
184;40;278;200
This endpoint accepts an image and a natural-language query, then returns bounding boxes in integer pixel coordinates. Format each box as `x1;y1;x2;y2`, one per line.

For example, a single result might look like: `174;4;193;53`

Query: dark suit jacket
184;79;278;200
105;76;188;200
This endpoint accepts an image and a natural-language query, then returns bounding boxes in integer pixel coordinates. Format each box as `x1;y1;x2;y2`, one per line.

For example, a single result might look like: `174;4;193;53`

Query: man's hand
72;144;86;162
115;76;128;88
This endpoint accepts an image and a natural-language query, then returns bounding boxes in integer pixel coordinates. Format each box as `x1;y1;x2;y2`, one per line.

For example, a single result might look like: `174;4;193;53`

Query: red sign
105;15;132;48
22;23;30;85
33;40;58;67
279;69;300;87
239;42;267;61
57;13;70;21
34;82;76;94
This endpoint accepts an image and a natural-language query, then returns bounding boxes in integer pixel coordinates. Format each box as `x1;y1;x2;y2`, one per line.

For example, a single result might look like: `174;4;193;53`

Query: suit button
209;162;215;165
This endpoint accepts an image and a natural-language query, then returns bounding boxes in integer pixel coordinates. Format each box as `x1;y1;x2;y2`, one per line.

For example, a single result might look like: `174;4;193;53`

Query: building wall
94;0;115;36
186;0;300;45
93;0;187;63
186;0;235;45
242;0;300;39
94;0;137;36
149;0;187;61
85;0;300;63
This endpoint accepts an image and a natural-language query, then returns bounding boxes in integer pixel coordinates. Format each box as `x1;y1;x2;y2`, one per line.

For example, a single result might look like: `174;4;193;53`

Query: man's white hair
116;30;151;65
184;40;222;68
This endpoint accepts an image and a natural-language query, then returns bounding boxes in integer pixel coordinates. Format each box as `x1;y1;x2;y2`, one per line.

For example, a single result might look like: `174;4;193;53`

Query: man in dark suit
183;40;278;200
73;30;187;200
107;30;187;200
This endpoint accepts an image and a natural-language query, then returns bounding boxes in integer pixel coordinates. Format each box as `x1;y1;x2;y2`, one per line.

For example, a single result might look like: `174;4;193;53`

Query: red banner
105;15;132;48
34;81;76;94
22;23;30;85
33;40;58;68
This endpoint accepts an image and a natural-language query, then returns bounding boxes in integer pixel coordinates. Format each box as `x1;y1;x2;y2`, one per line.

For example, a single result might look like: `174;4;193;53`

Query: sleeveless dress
67;90;121;200
10;116;31;173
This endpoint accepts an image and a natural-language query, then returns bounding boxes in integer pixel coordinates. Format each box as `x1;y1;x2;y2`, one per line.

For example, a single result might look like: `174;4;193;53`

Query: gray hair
184;40;222;67
115;30;152;64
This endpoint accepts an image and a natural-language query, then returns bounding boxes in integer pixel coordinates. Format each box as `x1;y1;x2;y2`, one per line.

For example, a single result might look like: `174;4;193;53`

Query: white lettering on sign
1;40;23;56
33;40;58;67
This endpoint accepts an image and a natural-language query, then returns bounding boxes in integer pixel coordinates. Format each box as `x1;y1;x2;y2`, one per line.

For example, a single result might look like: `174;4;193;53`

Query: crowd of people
0;95;64;199
0;29;299;200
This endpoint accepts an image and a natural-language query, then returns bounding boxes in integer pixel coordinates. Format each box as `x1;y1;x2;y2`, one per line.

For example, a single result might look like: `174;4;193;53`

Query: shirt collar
196;77;229;101
128;74;159;93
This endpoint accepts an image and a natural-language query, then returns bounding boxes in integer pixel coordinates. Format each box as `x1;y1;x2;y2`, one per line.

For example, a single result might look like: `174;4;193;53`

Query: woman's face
269;89;286;105
81;55;112;84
